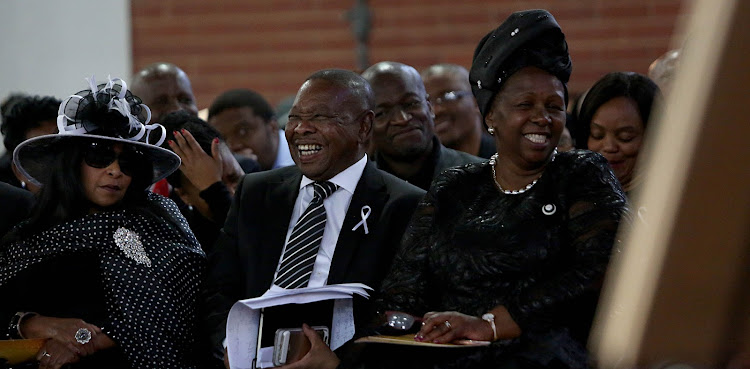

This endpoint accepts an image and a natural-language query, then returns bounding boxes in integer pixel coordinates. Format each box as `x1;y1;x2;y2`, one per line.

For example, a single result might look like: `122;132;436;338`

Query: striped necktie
275;181;339;289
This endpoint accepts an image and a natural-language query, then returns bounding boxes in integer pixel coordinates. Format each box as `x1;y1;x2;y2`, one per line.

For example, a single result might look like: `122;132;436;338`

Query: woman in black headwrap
0;77;205;369
370;9;628;369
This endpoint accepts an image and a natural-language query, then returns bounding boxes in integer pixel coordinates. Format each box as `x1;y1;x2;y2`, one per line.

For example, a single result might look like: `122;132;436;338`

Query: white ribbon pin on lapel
352;205;371;234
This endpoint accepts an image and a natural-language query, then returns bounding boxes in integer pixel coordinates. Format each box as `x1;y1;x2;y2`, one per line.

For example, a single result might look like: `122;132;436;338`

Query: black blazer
203;161;425;350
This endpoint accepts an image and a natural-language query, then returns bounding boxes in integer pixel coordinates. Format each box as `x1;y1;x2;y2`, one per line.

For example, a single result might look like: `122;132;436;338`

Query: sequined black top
377;150;627;368
0;193;206;369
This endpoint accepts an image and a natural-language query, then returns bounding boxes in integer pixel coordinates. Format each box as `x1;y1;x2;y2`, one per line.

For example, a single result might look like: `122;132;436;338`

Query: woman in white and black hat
367;9;628;369
0;77;205;369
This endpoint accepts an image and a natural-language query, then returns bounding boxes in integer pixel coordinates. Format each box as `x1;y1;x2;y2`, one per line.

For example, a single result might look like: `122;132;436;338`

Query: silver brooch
114;227;151;267
542;204;556;215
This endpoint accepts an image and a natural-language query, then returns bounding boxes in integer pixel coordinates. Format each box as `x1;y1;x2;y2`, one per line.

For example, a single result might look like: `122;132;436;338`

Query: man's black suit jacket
203;161;425;350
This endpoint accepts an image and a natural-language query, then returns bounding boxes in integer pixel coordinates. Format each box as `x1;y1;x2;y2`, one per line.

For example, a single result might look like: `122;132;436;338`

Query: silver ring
75;327;92;344
444;320;452;329
42;351;51;358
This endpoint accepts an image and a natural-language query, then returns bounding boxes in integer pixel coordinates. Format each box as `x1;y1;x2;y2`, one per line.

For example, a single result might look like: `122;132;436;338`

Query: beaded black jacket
377;150;628;368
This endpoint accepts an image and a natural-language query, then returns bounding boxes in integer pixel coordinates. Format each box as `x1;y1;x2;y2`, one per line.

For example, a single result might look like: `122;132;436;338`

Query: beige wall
0;0;131;155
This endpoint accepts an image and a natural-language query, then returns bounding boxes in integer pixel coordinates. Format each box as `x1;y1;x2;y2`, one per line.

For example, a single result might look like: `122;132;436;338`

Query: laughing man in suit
204;69;425;368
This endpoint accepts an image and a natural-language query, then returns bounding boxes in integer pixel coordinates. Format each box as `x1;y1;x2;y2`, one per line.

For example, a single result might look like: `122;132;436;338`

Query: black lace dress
372;150;628;369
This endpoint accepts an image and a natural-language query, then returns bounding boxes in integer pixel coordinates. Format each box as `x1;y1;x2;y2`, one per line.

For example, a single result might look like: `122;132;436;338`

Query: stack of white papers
238;283;372;309
227;283;372;369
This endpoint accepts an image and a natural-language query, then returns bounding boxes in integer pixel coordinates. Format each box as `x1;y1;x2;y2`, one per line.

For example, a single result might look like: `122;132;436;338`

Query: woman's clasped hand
25;316;115;369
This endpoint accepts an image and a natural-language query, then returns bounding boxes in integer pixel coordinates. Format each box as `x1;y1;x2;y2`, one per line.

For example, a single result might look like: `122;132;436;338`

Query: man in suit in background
362;61;483;191
204;68;425;368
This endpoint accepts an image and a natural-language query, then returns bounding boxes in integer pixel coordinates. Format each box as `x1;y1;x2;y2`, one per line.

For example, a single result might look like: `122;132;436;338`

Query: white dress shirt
273;154;368;287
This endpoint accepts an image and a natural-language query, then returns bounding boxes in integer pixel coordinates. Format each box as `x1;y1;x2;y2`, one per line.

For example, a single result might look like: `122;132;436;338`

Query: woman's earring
487;127;495;135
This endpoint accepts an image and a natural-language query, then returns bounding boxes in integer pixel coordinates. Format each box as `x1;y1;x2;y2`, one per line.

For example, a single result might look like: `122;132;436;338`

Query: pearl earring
487;127;495;135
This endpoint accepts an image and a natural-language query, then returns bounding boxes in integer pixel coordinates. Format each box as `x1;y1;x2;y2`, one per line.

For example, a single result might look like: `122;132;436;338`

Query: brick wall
131;0;686;110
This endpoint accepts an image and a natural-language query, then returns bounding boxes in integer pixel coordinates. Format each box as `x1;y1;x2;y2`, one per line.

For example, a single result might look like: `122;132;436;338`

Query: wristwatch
481;313;498;341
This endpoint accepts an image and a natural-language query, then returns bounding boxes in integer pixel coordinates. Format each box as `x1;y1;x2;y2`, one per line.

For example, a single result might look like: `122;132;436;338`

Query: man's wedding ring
41;351;51;358
75;327;92;344
444;320;452;329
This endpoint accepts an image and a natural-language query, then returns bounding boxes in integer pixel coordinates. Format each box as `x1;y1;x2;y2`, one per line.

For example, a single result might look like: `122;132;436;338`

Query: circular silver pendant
542;204;556;215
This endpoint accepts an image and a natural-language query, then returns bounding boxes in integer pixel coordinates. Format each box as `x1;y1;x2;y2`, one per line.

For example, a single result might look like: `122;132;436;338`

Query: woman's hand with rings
414;311;494;344
36;339;81;369
21;315;103;357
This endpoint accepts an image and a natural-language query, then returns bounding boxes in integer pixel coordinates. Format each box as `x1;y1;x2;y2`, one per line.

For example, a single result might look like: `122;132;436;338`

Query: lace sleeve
506;153;628;327
377;189;439;316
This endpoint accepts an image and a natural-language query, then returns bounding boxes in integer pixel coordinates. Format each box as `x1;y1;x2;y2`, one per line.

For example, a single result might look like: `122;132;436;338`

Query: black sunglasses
83;141;145;177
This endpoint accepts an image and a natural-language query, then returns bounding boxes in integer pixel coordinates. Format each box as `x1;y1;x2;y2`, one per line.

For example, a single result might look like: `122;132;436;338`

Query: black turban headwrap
469;9;573;118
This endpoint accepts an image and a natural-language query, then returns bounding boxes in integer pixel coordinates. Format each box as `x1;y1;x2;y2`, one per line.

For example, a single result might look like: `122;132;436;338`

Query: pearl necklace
489;149;556;195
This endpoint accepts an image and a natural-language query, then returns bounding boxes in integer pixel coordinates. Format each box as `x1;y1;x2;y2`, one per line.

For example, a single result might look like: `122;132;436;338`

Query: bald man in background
362;61;483;191
131;62;199;124
131;62;260;203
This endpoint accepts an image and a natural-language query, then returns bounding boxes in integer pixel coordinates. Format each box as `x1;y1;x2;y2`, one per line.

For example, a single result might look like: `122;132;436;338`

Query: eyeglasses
83;142;145;177
288;110;368;127
428;90;472;106
373;100;425;123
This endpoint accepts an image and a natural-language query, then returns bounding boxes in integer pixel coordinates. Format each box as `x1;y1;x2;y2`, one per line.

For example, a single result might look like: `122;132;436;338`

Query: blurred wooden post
345;0;372;72
590;0;750;367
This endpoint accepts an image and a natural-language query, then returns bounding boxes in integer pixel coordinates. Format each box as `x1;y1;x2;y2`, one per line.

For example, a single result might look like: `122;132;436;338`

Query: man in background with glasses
362;61;483;191
422;64;496;159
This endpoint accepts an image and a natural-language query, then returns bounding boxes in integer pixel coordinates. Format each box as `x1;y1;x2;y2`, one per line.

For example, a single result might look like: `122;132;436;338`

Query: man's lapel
253;169;302;296
328;162;389;284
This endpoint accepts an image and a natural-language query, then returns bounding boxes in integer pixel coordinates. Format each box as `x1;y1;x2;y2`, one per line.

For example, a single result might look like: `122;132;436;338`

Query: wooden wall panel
592;0;750;366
